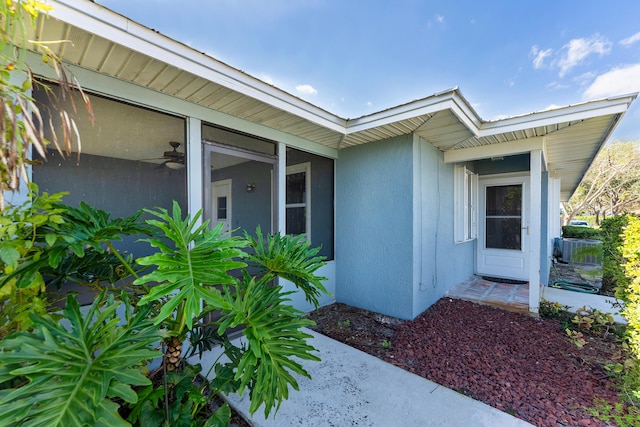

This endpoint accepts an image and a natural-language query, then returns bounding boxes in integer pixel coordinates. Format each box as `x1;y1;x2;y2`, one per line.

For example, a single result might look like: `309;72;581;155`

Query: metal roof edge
477;93;638;137
344;88;484;134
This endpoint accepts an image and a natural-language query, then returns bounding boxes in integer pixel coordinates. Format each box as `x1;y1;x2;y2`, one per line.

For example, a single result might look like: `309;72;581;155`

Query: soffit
30;13;346;150
544;114;620;201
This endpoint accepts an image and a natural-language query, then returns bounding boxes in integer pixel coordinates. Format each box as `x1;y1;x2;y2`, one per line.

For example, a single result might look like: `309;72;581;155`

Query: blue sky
98;0;640;141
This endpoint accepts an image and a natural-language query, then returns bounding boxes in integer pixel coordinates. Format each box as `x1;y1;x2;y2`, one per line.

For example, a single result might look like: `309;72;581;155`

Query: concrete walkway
198;329;533;426
542;286;626;323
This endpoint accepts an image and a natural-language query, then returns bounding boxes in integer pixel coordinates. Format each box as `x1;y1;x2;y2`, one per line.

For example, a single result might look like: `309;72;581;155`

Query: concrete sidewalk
542;286;626;324
208;329;533;426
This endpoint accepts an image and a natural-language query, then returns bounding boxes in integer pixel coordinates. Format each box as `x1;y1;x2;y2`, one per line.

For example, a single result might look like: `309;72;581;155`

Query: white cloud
436;15;444;24
546;81;568;90
620;32;640;47
573;71;596;86
295;84;318;96
530;45;553;69
558;34;611;77
583;64;640;99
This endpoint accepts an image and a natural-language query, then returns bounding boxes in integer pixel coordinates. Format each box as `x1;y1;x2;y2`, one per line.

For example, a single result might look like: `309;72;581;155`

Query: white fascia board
443;137;544;164
48;0;347;134
476;96;636;138
345;92;483;135
27;51;339;159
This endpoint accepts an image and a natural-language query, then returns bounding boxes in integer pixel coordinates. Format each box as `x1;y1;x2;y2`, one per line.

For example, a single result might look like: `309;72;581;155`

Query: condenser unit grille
561;238;602;265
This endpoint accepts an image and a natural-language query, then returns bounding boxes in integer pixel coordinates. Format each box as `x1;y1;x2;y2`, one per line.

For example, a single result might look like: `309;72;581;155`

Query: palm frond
0;292;163;427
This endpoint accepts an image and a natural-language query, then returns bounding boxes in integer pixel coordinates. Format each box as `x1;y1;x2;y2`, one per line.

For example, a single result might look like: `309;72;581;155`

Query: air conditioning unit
561;238;602;265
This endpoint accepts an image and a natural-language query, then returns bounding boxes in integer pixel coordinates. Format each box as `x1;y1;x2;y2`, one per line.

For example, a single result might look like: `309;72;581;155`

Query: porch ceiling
32;1;637;202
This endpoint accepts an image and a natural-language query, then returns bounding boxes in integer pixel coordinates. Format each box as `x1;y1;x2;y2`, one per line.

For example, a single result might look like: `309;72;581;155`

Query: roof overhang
30;1;637;201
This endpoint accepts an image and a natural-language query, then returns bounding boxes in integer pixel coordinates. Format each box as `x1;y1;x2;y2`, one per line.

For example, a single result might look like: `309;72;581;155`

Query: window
454;165;478;243
286;148;334;260
286;162;311;239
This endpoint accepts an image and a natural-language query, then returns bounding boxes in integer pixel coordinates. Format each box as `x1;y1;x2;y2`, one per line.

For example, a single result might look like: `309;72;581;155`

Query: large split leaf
218;275;319;418
135;202;247;333
244;226;327;307
47;201;151;263
0;292;163;427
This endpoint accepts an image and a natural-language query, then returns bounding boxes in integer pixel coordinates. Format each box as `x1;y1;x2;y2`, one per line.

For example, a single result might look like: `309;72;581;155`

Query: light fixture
246;183;256;192
490;156;504;161
165;160;185;170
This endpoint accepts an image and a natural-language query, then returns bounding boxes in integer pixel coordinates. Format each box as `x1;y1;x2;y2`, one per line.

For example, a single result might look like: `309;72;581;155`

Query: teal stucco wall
335;135;415;319
412;136;475;318
335;134;476;320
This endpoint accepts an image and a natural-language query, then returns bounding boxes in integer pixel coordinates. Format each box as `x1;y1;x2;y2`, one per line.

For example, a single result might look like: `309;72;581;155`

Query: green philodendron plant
133;202;327;420
0;185;152;338
0;197;328;426
0;292;164;427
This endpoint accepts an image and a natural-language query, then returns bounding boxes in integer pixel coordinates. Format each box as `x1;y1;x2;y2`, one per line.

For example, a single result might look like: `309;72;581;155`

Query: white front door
212;179;232;234
477;175;530;280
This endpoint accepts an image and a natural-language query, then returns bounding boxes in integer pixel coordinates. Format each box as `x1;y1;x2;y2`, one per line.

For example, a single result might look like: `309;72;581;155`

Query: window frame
285;162;311;240
454;165;478;243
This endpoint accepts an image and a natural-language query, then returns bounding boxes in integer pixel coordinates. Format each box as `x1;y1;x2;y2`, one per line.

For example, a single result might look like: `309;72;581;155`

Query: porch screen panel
202;131;278;238
286;148;334;260
485;184;522;250
286;171;307;235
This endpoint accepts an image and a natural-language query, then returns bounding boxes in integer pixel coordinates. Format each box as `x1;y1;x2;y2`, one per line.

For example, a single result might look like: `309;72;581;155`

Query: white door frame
477;174;530;281
212;179;232;234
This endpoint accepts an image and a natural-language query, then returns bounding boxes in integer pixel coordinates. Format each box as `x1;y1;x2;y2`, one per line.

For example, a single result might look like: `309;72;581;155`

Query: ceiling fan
142;141;185;169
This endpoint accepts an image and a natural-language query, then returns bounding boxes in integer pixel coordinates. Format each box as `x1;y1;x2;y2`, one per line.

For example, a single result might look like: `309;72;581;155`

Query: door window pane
485;184;523;250
217;196;227;220
486;185;522;216
486;218;522;250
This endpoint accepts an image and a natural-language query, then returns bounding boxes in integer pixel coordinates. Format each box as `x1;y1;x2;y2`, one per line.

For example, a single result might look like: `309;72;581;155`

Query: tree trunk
164;336;183;372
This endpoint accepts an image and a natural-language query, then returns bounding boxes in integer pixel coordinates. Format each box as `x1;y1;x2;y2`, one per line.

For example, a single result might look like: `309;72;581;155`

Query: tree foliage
1;0;93;209
564;141;640;225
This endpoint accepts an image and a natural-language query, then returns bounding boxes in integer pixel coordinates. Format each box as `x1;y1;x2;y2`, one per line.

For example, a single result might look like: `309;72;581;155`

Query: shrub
621;216;640;359
601;215;635;294
592;215;640;426
561;225;602;240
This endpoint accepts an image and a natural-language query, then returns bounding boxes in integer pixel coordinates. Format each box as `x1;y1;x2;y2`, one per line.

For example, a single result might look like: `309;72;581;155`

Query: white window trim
454;165;478;243
286;162;311;240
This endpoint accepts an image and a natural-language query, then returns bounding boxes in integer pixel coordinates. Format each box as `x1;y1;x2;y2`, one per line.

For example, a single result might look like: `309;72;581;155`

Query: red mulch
307;298;624;427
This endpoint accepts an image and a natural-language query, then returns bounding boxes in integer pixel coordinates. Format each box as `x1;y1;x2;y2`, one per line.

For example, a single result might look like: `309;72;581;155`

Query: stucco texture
413;137;474;317
335;135;475;320
335;135;415;319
